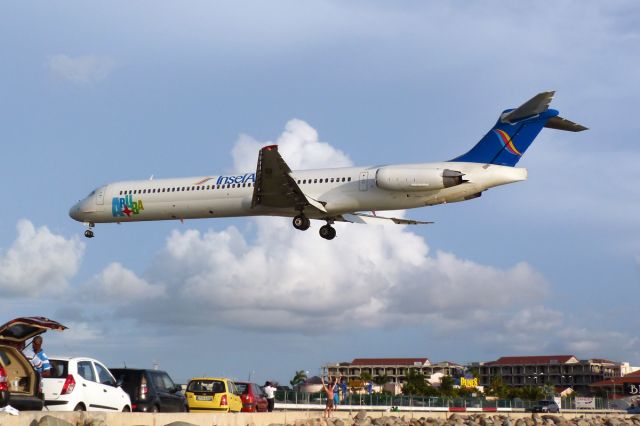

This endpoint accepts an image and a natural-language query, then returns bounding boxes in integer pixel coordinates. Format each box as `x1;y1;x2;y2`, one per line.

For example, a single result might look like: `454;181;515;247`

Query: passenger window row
119;183;254;196
296;177;352;184
117;176;353;196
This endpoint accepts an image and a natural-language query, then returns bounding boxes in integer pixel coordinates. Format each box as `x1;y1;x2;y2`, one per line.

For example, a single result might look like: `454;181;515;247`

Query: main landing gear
84;223;95;238
292;214;311;231
292;214;336;240
319;224;336;240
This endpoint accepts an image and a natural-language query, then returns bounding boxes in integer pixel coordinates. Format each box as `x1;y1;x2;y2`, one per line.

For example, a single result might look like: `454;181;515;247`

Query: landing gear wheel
84;229;94;238
319;224;336;240
292;214;310;231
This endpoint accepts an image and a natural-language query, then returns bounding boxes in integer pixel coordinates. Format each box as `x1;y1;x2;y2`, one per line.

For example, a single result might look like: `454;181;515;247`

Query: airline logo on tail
494;129;522;156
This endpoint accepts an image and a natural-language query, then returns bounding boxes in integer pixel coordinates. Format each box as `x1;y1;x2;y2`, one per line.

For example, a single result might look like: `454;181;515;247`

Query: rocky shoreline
287;412;640;426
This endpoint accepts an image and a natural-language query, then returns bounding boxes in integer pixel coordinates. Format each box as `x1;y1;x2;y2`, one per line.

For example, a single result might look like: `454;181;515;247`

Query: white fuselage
69;162;527;225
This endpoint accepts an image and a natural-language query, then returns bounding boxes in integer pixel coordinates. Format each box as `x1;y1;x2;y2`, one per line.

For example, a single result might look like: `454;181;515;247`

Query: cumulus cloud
48;54;116;86
0;220;84;297
87;120;549;335
87;262;165;302
231;119;352;172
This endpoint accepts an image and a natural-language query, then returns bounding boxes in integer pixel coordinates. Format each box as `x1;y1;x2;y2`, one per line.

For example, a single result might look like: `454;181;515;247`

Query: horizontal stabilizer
544;116;588;132
501;91;555;123
340;213;433;225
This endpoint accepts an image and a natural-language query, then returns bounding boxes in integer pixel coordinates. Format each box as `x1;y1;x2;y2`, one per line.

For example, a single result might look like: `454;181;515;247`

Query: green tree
360;371;373;383
290;370;307;388
486;376;509;399
373;374;390;386
402;368;432;396
439;375;455;397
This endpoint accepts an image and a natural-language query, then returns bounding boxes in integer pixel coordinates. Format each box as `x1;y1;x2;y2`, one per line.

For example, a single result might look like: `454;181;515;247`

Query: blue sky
1;1;638;385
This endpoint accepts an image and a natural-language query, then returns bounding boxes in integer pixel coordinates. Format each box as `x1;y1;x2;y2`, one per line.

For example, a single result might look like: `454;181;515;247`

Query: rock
355;412;368;422
335;420;346;426
84;418;107;426
37;416;74;426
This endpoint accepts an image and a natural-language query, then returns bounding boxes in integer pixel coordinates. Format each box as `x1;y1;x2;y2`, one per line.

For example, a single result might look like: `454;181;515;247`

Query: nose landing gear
84;223;95;238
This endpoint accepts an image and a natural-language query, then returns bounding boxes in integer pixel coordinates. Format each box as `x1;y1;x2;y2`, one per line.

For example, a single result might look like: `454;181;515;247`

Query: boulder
355;412;369;422
36;416;74;426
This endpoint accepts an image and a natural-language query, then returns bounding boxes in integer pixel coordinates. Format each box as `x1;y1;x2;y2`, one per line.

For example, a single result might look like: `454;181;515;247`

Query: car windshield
187;379;225;394
235;383;248;394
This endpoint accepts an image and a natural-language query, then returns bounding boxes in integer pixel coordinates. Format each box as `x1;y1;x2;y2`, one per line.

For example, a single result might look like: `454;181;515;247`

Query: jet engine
375;167;465;191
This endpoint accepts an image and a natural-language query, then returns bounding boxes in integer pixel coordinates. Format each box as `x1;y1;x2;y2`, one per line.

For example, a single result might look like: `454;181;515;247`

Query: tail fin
450;91;587;167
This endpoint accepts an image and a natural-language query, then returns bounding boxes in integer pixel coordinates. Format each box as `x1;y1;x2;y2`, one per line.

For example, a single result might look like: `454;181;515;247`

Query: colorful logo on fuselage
494;129;522;156
112;195;144;217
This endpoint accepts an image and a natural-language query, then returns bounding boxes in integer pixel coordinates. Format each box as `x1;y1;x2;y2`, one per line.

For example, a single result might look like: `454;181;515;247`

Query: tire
122;405;131;412
151;405;159;413
74;403;86;411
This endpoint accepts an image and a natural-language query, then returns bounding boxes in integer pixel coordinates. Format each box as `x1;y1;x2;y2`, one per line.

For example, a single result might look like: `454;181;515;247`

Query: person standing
26;336;52;377
321;375;340;418
263;381;277;412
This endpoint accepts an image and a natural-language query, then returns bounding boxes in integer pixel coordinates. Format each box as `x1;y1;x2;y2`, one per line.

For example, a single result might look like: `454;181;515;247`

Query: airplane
69;91;586;240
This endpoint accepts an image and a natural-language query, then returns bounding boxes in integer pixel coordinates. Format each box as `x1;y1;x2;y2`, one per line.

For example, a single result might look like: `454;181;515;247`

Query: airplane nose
69;203;81;222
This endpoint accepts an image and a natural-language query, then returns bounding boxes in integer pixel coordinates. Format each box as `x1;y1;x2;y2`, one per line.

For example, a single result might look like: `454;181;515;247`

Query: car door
150;371;181;412
253;383;268;412
76;359;102;409
226;381;243;412
93;361;122;410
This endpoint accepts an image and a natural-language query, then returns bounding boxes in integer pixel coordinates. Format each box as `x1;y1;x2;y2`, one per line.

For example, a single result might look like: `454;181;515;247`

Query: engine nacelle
375;167;465;191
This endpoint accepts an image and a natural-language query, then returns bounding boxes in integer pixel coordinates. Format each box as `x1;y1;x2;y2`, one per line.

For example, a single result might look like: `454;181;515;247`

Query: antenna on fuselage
149;175;154;180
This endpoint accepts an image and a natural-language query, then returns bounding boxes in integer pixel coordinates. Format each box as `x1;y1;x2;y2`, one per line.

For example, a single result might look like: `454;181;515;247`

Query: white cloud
88;262;165;302
48;54;116;86
0;220;84;297
231;119;352;172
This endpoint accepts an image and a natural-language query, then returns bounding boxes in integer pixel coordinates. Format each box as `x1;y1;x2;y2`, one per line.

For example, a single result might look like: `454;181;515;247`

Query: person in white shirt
263;381;277;412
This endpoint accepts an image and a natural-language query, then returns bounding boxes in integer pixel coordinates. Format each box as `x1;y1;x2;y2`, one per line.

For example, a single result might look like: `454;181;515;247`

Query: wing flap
340;213;433;225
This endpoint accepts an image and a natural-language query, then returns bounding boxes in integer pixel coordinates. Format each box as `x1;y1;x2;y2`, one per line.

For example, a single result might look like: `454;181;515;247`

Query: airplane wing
251;145;327;213
339;213;433;225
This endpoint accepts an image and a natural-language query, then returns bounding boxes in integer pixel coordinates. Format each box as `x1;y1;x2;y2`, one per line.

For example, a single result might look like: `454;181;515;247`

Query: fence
275;391;610;410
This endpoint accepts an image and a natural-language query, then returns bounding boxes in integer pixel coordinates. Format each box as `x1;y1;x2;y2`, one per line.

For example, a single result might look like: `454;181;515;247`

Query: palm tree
373;374;390;386
290;370;308;388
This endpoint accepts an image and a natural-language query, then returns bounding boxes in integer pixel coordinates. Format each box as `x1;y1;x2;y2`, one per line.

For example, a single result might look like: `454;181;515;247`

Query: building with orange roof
478;355;622;394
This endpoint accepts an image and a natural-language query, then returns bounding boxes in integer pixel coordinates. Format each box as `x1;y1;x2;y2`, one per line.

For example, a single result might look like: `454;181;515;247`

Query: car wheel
122;405;131;412
151;405;159;413
74;403;86;411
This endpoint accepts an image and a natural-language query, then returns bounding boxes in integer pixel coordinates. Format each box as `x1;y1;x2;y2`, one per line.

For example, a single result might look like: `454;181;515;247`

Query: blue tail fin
450;91;586;167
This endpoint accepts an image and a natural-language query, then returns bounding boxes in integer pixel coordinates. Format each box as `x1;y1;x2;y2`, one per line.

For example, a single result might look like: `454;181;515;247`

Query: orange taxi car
185;377;242;412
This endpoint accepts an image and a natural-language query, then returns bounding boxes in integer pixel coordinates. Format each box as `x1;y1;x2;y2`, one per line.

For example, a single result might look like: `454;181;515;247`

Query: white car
42;357;131;412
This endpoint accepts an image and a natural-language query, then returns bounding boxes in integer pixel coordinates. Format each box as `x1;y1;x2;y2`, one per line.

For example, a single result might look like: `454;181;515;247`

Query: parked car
42;357;131;411
0;316;67;411
185;377;242;412
531;400;560;413
109;368;187;412
235;381;268;412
